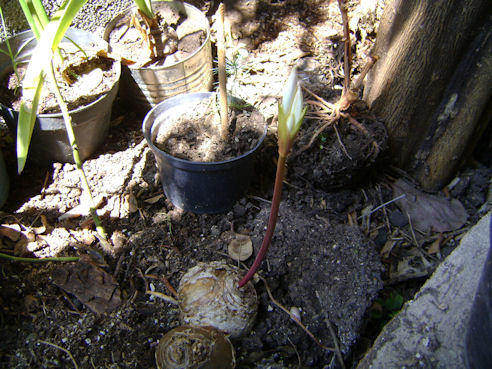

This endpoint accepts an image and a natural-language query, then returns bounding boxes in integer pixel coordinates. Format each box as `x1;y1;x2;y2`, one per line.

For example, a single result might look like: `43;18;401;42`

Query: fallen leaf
427;237;442;255
144;194;164;204
380;238;397;259
392;179;468;233
0;224;22;241
52;256;121;314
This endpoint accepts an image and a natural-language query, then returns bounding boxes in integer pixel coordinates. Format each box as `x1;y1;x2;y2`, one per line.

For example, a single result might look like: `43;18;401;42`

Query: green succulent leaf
17;77;44;173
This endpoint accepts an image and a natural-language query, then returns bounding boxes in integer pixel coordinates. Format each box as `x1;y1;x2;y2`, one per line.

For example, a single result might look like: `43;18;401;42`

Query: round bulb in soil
177;261;258;339
155;325;235;369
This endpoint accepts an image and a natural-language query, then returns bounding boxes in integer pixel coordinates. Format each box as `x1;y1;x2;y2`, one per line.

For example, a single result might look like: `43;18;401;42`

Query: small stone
389;209;408;227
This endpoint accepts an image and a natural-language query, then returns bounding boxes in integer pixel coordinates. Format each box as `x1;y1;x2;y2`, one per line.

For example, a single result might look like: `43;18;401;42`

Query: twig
377;184;392;232
145;290;178;305
333;124;352;160
323;315;346;369
302;86;336;110
406;211;420;248
358;194;406;219
315;291;346;369
40;171;50;200
352;55;379;91
247;195;272;204
144;273;178;298
260;276;336;352
287;337;302;369
39;340;78;369
61;290;82;315
293;116;335;159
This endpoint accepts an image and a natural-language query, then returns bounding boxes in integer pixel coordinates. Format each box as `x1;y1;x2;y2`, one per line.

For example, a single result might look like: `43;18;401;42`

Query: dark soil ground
0;1;490;368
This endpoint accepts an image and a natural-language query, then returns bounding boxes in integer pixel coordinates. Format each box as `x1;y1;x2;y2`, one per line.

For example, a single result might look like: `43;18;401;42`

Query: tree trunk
363;0;491;192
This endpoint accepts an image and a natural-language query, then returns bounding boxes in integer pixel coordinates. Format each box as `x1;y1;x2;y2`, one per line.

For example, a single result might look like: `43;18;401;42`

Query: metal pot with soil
103;1;213;113
0;28;121;166
143;91;266;214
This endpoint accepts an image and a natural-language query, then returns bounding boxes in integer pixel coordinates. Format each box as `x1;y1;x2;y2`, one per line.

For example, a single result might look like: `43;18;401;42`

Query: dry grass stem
145;290;178;305
39;340;79;369
144;273;178;297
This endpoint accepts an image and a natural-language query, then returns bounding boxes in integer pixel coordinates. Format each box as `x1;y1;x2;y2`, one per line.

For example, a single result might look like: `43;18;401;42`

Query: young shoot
238;67;306;288
130;0;175;60
132;0;154;20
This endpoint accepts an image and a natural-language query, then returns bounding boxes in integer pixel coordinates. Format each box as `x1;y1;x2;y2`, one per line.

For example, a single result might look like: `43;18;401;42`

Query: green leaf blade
16;75;44;173
133;0;154;19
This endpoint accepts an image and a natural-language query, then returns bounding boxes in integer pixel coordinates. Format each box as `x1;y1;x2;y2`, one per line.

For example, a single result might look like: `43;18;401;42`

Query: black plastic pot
0;29;121;165
465;216;492;369
143;92;266;214
0;149;8;209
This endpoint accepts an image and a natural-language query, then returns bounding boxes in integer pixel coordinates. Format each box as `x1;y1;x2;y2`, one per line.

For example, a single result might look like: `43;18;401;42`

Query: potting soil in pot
153;94;265;162
106;2;207;68
0;42;119;114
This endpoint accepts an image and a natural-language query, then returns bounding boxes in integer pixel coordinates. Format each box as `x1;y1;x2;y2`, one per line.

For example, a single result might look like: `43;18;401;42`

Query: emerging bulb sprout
277;68;307;156
155;325;235;369
177;261;258;339
238;68;306;288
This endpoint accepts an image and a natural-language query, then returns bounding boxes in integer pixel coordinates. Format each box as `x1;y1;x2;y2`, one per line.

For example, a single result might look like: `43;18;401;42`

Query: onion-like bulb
177;261;258;339
155;325;235;369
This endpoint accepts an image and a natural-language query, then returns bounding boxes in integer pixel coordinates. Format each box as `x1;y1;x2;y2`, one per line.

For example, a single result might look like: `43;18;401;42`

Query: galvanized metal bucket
104;1;213;113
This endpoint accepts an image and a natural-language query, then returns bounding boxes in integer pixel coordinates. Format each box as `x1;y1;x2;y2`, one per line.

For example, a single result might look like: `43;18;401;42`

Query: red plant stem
238;154;287;288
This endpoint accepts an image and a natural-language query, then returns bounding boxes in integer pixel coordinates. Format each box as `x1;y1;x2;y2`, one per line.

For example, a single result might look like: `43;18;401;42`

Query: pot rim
103;1;211;71
0;28;121;119
142;91;267;167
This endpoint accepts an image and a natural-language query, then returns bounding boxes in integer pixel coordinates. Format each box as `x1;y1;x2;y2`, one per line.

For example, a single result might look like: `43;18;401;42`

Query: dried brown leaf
52;256;121;314
144;194;164;204
0;224;22;241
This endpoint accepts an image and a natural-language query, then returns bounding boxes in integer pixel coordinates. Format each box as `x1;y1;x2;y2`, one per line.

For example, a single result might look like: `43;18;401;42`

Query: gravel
0;0;134;40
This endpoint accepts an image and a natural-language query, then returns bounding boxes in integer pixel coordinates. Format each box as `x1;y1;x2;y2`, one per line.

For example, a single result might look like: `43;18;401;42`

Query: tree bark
363;0;490;191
